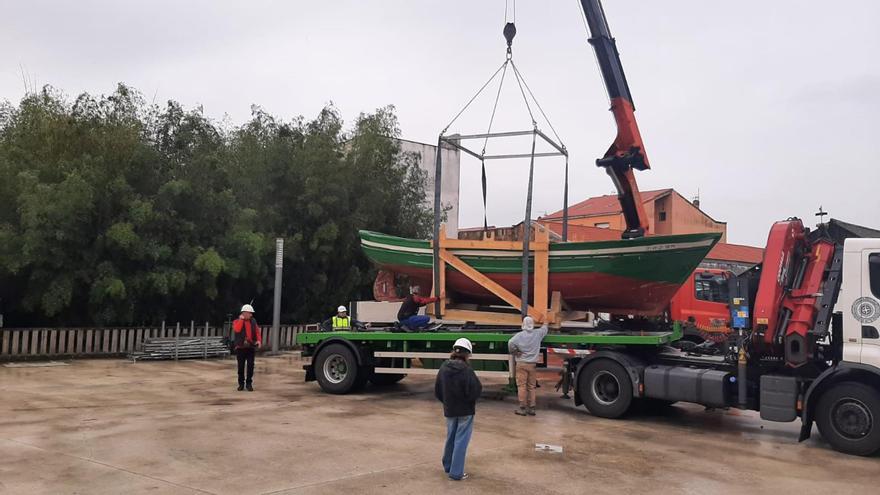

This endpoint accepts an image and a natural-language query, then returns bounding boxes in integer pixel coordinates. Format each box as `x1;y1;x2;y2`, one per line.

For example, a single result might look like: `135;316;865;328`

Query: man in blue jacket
434;338;482;481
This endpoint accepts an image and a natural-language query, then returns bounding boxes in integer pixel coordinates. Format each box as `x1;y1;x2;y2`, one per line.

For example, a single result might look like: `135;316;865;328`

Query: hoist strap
481;159;488;232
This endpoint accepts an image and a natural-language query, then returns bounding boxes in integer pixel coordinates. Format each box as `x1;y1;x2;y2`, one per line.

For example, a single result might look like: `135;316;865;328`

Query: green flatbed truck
296;323;683;409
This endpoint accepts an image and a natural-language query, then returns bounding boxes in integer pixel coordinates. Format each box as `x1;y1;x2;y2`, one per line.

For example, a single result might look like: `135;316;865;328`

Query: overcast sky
2;0;878;246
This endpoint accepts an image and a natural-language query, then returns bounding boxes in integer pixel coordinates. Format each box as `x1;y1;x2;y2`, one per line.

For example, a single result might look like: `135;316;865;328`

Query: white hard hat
241;304;255;314
337;305;347;313
522;316;535;330
410;285;420;294
453;338;473;353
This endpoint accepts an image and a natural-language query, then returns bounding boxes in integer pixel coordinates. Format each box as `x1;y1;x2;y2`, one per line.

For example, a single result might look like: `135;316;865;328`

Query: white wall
397;138;460;237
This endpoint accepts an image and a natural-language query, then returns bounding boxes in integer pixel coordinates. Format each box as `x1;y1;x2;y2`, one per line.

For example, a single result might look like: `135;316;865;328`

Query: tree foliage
0;85;432;325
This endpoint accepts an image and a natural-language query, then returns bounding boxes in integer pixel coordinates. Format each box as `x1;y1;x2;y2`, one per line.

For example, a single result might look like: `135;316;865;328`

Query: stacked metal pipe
129;336;230;361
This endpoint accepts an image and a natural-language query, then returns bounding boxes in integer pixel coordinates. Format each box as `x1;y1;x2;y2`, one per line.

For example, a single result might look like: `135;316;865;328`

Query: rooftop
541;189;673;220
706;242;765;264
541;188;724;225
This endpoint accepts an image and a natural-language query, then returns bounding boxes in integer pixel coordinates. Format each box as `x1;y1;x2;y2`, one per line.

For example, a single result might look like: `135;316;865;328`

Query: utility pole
272;237;283;354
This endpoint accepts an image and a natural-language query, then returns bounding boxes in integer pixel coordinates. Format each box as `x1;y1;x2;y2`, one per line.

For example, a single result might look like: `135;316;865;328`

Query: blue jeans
401;315;430;329
442;415;474;480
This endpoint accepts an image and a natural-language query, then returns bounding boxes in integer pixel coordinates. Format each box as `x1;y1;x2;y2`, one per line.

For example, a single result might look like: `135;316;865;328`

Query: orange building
538;188;764;273
540;188;728;242
459;188;764;273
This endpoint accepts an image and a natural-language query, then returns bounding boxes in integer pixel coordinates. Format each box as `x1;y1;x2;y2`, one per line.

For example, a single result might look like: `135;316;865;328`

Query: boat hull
360;230;721;315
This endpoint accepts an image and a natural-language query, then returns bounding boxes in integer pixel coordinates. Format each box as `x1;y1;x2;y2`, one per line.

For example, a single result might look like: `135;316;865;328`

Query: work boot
246;384;254;392
237;384;244;391
515;406;528;416
527;407;536;416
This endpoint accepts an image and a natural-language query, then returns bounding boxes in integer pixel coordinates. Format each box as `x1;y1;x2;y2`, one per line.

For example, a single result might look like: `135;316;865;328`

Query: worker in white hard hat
322;305;369;332
233;304;262;391
434;337;482;481
508;315;549;416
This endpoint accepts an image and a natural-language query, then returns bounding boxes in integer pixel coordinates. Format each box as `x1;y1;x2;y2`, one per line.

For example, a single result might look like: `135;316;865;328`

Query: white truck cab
839;238;880;368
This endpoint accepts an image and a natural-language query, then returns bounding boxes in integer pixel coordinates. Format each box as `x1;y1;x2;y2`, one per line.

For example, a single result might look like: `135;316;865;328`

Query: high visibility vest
331;316;351;330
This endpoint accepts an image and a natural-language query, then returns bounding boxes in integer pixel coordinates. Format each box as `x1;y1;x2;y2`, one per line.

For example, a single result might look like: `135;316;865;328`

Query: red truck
669;268;734;344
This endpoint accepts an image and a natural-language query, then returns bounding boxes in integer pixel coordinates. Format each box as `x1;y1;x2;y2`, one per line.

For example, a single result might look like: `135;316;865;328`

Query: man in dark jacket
434;338;482;481
397;286;439;330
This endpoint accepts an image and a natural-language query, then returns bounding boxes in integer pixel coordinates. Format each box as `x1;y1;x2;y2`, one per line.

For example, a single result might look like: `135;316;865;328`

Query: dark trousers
236;348;256;386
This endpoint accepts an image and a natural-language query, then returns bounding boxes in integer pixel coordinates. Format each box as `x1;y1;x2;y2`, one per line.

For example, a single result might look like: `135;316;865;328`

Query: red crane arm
580;0;651;238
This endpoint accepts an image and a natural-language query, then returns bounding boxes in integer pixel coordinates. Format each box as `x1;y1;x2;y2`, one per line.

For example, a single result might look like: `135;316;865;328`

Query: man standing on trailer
435;338;482;481
233;304;262;391
397;286;439;330
508;316;548;416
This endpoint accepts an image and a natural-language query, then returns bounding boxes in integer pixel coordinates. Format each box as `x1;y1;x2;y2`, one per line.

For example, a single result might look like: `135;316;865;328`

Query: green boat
359;230;722;315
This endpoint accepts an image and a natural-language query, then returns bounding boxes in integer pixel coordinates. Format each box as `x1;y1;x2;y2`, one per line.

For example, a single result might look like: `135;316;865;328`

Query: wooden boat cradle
430;224;584;327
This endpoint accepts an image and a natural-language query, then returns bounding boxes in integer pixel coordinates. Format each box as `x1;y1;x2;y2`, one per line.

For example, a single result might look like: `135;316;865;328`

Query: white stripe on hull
360;238;715;258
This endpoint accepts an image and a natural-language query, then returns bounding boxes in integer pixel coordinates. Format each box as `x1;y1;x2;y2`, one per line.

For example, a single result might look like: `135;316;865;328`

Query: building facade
540;189;728;243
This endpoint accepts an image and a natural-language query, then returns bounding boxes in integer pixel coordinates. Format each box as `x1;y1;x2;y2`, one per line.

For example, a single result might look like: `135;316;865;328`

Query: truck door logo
852;297;880;324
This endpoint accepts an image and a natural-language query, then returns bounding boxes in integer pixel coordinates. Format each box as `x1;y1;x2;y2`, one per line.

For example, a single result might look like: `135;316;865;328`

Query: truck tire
579;359;633;418
369;373;407;386
315;343;363;394
815;382;880;456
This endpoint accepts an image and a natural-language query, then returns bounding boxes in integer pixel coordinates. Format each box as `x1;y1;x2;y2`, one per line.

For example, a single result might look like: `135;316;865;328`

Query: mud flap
798;419;813;442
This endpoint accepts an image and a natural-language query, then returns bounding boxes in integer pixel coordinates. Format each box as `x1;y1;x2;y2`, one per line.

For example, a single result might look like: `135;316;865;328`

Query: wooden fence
0;323;317;361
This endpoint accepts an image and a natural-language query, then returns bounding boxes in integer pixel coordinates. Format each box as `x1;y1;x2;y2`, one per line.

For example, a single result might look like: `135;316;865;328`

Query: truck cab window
870;253;880;298
695;276;729;303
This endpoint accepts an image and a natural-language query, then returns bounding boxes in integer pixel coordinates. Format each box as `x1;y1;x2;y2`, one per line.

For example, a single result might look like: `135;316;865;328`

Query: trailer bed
296;324;681;347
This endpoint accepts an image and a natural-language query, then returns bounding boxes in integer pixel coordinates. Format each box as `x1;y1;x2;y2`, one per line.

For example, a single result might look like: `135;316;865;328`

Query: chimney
692;189;701;209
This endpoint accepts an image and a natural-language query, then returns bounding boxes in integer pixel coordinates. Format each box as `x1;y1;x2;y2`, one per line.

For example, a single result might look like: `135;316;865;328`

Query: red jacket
233;318;262;349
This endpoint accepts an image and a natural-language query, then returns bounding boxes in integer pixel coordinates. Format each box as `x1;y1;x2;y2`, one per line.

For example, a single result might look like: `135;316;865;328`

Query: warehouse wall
565;213;626;230
667;193;727;242
397;138;461;237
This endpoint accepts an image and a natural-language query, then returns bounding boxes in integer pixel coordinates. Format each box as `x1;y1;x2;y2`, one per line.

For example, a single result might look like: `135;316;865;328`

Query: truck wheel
815;382;880;456
579;359;633;418
315;344;362;394
369;373;406;386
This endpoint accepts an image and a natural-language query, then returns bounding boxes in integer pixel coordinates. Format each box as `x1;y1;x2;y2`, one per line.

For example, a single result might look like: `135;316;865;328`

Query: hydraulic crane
579;0;650;239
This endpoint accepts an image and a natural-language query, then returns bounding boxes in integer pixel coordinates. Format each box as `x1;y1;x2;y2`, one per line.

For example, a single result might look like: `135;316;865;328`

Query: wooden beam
549;291;563;327
433;238;529;251
533;227;550;322
438;249;541;321
431;225;448;318
558;311;589;321
440;308;525;326
430;255;446;318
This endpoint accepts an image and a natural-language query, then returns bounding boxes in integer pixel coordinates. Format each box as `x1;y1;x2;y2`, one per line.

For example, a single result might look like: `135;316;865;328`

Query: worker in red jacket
233;304;262;391
397;286;440;330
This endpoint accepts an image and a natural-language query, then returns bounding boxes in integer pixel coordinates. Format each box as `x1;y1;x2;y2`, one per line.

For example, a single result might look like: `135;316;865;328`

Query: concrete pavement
0;353;877;494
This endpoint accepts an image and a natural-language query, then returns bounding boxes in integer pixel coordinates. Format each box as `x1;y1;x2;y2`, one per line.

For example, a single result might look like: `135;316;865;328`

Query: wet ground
0;353;876;494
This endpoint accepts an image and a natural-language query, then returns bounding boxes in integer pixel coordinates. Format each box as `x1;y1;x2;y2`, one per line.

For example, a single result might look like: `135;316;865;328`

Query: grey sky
2;0;878;246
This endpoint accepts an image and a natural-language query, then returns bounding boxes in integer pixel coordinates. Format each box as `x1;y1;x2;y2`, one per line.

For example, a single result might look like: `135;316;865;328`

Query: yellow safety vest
331;316;351;330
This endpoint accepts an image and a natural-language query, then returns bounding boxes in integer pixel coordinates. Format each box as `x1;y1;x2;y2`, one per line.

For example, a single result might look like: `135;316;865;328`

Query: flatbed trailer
296;324;682;393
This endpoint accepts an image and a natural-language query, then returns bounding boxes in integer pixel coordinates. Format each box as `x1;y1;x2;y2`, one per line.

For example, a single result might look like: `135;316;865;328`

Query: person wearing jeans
508;316;548;416
434;338;482;481
397;286;439;330
443;415;474;479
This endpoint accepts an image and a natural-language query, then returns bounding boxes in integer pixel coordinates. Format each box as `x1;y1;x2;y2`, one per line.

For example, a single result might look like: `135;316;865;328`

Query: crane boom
580;0;650;238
